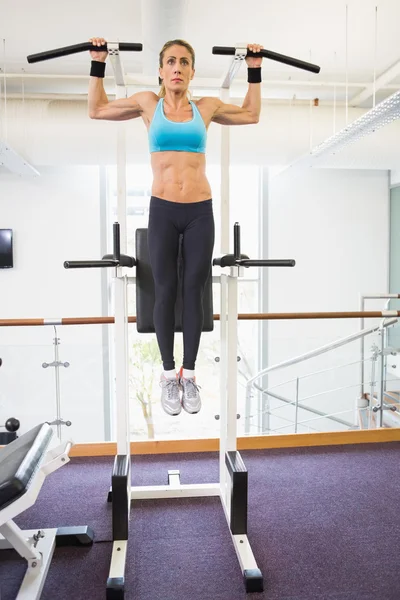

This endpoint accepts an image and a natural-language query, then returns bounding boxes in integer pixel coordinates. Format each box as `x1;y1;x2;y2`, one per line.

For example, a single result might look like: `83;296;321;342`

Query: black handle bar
213;256;296;268
239;259;296;267
64;223;136;270
64;260;119;269
212;46;320;74
27;42;142;64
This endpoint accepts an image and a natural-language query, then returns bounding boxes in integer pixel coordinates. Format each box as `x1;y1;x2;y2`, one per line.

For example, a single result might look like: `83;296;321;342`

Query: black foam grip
212;46;320;74
27;42;142;64
135;228;213;334
64;260;118;269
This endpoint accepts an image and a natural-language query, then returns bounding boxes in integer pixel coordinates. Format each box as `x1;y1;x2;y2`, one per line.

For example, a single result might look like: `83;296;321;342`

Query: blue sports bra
148;98;207;154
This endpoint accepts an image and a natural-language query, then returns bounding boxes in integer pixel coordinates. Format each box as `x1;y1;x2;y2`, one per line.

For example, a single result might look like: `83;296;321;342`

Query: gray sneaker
180;376;201;414
160;375;181;416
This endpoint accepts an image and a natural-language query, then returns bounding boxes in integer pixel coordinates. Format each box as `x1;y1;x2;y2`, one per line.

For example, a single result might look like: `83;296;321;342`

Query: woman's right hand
89;37;108;62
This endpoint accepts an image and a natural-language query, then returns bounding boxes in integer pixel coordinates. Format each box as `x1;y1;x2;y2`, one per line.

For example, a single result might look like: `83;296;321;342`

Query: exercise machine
0;422;94;599
65;219;294;598
27;39;318;599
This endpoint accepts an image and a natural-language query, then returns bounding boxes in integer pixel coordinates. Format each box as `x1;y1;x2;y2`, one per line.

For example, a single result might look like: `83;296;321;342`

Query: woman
88;37;263;416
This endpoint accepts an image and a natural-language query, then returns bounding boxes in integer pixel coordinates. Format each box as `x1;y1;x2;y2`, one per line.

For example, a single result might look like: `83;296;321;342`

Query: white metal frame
121;262;261;577
107;44;263;592
0;438;72;600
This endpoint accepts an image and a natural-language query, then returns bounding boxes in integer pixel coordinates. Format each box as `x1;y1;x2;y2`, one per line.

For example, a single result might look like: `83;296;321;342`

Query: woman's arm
211;43;263;126
87;36;156;121
89;85;154;121
210;86;261;125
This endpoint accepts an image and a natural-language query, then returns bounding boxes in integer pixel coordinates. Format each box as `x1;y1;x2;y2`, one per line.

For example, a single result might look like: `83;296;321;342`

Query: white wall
265;168;390;431
0;167;106;442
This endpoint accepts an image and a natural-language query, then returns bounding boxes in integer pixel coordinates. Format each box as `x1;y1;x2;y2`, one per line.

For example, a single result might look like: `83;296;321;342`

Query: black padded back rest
136;228;213;334
0;423;53;510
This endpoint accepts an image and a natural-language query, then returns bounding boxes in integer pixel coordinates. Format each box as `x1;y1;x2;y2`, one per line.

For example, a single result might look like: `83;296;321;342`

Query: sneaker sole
162;406;182;416
182;403;201;414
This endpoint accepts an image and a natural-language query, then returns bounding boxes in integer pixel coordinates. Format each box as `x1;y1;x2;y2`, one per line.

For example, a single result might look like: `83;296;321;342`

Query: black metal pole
239;259;296;267
234;223;241;260
64;260;118;269
113;223;121;263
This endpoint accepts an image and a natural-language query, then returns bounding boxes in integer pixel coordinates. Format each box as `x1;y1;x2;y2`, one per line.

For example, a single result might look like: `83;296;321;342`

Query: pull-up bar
27;41;142;64
212;45;320;74
26;41;320;76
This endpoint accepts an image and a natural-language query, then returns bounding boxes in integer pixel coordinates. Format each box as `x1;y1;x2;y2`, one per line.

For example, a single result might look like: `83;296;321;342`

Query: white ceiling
1;0;400;105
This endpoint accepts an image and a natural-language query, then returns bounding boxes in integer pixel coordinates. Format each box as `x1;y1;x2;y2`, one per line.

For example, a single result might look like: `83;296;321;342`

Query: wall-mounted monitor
0;229;13;269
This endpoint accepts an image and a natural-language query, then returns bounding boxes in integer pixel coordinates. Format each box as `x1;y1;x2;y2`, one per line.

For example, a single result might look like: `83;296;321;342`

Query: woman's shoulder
134;90;160;106
193;97;220;123
134;92;160;127
193;96;219;109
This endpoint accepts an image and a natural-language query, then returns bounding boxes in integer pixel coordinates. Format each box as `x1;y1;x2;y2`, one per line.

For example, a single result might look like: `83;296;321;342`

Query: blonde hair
158;39;195;98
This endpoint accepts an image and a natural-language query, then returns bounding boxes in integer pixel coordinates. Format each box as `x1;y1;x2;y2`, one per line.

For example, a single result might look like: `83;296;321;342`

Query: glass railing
245;317;400;435
1;313;399;446
0;320;259;443
0;326;110;445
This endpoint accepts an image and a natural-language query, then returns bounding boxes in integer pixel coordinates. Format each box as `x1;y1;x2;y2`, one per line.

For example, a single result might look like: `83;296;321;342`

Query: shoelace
160;379;179;399
182;378;201;399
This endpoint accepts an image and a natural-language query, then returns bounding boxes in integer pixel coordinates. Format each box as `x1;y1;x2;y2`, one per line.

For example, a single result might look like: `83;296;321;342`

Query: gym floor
1;443;399;600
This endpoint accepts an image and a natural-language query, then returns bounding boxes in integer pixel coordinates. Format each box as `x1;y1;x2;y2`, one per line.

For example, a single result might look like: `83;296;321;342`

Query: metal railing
2;309;400;439
360;294;400;397
245;317;400;434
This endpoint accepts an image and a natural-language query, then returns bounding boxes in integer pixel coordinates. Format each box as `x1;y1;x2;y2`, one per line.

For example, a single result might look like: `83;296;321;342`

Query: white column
220;87;230;254
226;269;239;449
116;85;127;253
115;81;129;455
219;268;239;516
114;271;130;455
219;273;228;489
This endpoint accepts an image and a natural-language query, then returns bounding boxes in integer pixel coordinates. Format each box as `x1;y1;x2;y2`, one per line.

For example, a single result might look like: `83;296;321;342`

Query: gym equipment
64;220;295;597
0;422;94;599
27;41;142;64
212;45;320;73
65;224;135;599
29;38;305;599
27;40;143;88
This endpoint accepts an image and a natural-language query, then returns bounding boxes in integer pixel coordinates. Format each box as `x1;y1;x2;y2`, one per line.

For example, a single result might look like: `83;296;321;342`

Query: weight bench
0;423;94;599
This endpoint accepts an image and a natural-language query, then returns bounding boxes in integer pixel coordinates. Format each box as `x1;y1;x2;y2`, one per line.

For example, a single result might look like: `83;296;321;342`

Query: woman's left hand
245;43;264;68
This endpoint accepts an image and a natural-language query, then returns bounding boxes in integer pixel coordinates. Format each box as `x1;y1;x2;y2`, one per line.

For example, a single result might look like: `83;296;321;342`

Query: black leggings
148;196;215;371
